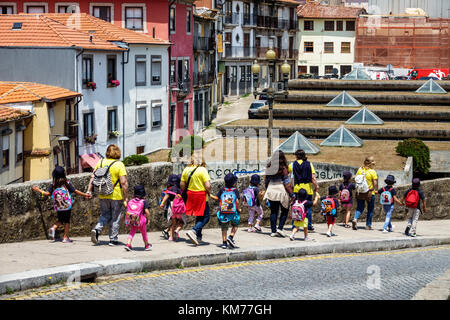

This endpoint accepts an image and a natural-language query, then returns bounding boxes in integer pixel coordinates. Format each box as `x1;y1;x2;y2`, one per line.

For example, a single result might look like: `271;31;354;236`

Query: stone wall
0;162;448;243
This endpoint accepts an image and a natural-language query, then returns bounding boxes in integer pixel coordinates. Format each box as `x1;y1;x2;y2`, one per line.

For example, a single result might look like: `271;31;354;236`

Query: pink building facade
0;0;194;145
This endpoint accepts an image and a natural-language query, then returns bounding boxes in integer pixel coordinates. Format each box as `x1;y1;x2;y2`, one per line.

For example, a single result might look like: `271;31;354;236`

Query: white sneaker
382;229;389;233
326;231;332;237
289;234;295;241
270;233;277;237
304;237;316;242
186;230;199;246
48;227;55;241
276;229;286;237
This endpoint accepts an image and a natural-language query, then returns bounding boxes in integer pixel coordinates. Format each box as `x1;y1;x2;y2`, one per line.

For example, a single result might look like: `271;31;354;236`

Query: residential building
193;7;218;132
297;1;366;77
0;104;32;185
219;0;299;97
0;81;81;182
368;0;450;19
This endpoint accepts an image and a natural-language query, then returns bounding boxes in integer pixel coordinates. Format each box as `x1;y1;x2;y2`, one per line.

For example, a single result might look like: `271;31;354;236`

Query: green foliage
169;135;205;160
123;154;149;167
395;138;431;175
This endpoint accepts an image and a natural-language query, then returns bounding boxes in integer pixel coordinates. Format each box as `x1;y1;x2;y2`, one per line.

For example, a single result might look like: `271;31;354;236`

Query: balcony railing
193;71;215;86
193;36;215;51
224;13;239;25
257;15;278;29
223;46;256;59
243;13;257;26
176;78;191;99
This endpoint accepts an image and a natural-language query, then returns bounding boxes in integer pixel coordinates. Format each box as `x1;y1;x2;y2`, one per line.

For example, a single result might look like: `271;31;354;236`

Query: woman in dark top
263;150;293;237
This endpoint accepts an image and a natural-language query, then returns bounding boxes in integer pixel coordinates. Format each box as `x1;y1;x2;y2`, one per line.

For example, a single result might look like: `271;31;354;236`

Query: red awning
80;153;101;169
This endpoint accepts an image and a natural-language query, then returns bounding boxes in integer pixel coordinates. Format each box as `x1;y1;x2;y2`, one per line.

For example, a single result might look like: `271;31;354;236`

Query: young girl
125;185;151;251
160;174;185;241
244;174;264;233
338;171;355;228
31;166;91;243
321;186;340;237
289;189;319;241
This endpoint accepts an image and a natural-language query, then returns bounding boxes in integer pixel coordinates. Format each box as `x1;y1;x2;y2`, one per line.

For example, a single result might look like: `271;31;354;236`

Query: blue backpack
380;187;394;205
241;186;256;208
219;188;238;214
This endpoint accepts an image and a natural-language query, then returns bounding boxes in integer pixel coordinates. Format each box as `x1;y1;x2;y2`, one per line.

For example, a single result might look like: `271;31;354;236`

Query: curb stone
1;236;450;296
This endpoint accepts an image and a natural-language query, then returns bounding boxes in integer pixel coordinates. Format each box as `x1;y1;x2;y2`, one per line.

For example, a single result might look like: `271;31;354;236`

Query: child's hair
167;174;181;188
52;166;68;188
343;171;352;183
250;174;260;186
134;185;146;199
296;188;307;201
224;173;237;188
328;185;338;196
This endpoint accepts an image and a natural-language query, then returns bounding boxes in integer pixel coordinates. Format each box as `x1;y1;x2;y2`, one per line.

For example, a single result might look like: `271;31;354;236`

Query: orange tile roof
0;81;81;104
297;1;366;18
45;13;170;45
0;105;31;123
0;14;124;51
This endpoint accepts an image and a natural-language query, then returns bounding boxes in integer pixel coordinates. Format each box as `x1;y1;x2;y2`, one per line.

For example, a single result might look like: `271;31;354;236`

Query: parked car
248;100;268;119
298;73;314;79
418;76;439;81
394;76;410;80
259;88;268;100
323;73;339;80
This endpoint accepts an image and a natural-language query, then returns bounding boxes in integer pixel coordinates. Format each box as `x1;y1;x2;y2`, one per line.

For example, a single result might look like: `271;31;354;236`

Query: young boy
243;174;264;232
378;174;404;233
212;173;241;249
289;188;319;241
403;178;426;237
321;186;340;237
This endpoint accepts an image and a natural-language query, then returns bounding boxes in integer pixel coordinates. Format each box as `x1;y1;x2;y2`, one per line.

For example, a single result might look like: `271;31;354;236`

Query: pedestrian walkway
1;220;449;295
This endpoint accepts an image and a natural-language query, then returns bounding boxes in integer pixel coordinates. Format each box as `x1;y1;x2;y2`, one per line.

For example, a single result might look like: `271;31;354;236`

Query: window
151;55;162;85
151;103;162;128
26;6;45;13
304;41;314;53
324;21;334;31
93;6;111;22
169;5;176;32
125;7;143;30
186;9;191;34
341;42;351;53
325;65;334;74
136;146;144;154
310;66;318;75
184;59;189;80
107;55;117;86
346;21;355;31
48;106;55;128
82;55;93;86
2;133;9;169
304;20;314;31
83;112;94;137
336;21;343;31
183;101;189;129
298;65;307;75
107;108;118;133
240;66;246;82
324;42;334;53
340;65;352;77
170;60;176;84
57;5;68;13
136;103;147;130
1;6;14;14
135;55;146;86
16;129;23;163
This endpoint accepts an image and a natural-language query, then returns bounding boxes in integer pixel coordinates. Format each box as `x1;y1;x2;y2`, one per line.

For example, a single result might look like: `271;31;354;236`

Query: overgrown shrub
169;135;205;160
123;154;149;167
395;138;430;175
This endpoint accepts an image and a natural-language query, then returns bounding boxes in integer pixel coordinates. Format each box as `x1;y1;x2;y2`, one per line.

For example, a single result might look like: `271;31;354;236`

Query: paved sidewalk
1;220;449;295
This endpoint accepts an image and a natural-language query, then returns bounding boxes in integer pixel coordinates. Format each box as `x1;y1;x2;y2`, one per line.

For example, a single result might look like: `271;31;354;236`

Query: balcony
223;46;256;59
257;15;278;29
193;36;215;51
242;14;257;26
193;71;215;87
224;13;239;25
175;78;191;100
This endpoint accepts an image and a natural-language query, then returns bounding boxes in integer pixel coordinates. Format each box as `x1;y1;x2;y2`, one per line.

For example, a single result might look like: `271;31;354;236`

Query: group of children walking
31;165;427;251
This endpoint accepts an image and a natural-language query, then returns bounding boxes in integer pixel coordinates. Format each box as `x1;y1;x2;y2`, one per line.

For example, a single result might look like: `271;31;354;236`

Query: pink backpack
291;200;307;221
167;190;186;215
125;198;144;227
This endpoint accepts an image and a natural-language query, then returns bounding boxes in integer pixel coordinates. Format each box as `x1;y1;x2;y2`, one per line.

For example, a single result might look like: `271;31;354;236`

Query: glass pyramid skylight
345;107;384;125
326;91;362;107
416;79;447;94
320;125;363;147
276;131;320;154
341;68;371;80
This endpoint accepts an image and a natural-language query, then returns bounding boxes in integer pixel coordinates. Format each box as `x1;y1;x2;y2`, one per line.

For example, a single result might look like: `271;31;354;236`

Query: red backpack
405;190;419;208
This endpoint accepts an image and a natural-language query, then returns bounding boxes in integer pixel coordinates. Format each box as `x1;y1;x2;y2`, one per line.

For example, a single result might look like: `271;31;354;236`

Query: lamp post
251;50;291;158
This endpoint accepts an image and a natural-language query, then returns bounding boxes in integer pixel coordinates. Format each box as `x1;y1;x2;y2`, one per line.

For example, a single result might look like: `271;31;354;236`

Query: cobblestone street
4;246;449;300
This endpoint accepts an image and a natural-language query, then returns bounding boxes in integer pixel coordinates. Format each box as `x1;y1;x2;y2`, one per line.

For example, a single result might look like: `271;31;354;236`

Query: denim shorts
217;211;240;229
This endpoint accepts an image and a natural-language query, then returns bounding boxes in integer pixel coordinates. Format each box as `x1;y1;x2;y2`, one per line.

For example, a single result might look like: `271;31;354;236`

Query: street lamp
252;52;291;157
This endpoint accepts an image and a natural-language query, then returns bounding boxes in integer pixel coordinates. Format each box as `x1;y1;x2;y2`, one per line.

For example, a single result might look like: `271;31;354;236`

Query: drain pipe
122;47;130;157
168;0;176;147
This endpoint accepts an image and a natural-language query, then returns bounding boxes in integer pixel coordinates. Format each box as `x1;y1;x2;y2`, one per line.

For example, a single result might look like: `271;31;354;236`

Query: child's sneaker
144;244;152;251
404;226;410;236
410;233;417;237
48;228;55;241
124;244;132;251
276;229;286;237
227;236;236;248
62;238;73;243
247;227;255;233
254;225;262;232
289;234;295;241
304;237;316;242
162;229;169;240
221;242;228;249
168;237;174;241
326;231;332;237
91;229;99;244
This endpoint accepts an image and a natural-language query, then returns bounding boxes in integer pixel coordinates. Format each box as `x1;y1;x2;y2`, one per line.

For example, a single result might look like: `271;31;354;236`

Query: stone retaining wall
0;162;448;243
